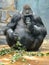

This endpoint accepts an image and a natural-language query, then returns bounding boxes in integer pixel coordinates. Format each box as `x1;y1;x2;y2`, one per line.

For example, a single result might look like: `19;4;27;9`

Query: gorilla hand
27;22;34;32
13;32;18;41
6;29;18;40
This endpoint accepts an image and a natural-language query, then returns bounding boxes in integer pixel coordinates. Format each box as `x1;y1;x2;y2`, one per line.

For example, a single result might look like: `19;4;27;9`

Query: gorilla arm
29;17;47;37
4;13;21;39
28;17;47;50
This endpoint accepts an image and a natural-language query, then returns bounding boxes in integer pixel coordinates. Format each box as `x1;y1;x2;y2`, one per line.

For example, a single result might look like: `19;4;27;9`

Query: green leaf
0;62;4;65
37;53;44;57
46;53;49;56
11;53;22;63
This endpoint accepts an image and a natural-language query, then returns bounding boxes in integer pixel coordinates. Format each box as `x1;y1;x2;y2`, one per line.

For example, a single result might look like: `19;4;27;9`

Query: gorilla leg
20;35;34;51
32;35;44;51
6;35;16;48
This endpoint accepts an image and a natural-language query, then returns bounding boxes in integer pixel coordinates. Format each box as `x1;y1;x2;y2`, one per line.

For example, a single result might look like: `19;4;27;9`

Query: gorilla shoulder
33;15;44;26
11;12;21;23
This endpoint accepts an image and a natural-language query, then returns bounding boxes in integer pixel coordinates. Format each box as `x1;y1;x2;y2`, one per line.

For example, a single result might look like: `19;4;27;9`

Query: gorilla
4;5;47;51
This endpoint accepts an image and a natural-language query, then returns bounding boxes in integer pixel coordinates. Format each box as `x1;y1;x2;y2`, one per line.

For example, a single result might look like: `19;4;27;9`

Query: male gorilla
4;5;47;51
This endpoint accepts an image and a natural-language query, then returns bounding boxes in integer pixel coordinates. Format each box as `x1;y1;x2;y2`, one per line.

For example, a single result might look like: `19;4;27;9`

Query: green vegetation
0;41;49;63
36;52;44;57
0;47;49;57
0;62;4;65
45;52;49;56
11;53;22;63
0;48;14;56
15;41;26;50
11;51;27;63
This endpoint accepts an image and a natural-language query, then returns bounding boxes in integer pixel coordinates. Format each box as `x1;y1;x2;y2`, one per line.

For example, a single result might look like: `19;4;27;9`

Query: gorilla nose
26;10;29;14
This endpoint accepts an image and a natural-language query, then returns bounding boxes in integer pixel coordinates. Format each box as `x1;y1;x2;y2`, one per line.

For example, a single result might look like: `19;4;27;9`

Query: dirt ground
0;39;49;65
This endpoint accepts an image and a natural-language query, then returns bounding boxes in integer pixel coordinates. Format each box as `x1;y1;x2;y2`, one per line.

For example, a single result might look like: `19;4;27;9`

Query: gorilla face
25;17;31;27
22;5;33;26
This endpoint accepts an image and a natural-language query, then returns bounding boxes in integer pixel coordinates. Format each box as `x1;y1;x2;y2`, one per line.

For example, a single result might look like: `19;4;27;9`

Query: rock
0;29;4;35
7;17;11;22
0;23;7;27
0;23;7;35
8;10;17;17
1;11;7;21
0;11;2;22
0;0;14;9
0;36;7;44
0;39;7;45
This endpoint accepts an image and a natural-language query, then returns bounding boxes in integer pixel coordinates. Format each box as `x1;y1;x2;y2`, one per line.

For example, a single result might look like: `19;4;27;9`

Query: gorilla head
22;5;33;16
22;5;33;26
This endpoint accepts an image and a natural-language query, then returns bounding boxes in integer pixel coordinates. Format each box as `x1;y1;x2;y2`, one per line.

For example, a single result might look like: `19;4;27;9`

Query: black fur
4;11;47;51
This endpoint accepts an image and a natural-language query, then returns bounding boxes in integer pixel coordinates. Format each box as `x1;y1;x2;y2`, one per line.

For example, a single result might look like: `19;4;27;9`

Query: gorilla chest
14;19;30;37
